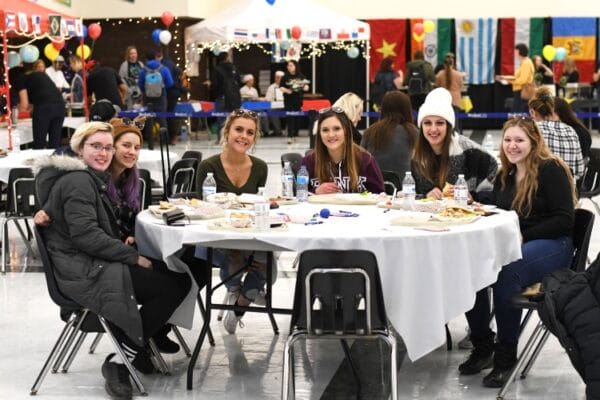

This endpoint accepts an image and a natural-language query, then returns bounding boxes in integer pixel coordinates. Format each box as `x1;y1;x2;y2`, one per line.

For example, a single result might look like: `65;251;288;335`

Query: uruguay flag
456;18;497;85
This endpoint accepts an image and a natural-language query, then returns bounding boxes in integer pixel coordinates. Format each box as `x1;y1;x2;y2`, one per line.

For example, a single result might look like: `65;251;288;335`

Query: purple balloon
152;29;161;45
77;25;88;39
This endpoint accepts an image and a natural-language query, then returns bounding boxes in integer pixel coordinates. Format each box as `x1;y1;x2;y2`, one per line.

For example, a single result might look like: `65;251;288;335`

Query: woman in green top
194;109;274;335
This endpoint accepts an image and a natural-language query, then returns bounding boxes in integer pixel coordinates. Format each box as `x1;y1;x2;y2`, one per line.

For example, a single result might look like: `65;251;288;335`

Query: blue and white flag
456;18;497;85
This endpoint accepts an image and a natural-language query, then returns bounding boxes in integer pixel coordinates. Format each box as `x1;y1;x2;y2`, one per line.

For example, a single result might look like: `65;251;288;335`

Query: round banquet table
135;201;522;361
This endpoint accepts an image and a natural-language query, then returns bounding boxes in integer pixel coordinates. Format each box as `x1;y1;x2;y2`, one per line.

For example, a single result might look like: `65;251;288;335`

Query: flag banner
456;18;497;84
5;12;17;30
48;15;61;36
60;18;68;36
17;12;29;32
499;18;544;76
413;19;453;68
552;17;596;82
368;19;407;81
32;15;42;34
74;19;83;37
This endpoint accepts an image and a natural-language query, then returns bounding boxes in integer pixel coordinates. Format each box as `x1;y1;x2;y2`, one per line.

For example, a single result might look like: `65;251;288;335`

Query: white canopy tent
184;0;370;96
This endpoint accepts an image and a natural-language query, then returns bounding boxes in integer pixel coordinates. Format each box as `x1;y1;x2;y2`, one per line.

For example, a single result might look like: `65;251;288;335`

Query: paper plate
308;193;380;205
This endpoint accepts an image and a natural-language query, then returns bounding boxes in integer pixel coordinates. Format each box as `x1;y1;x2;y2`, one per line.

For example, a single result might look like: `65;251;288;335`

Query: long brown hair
363;91;417;150
411;120;454;189
443;54;454;90
554;97;587;131
314;109;362;191
499;117;577;216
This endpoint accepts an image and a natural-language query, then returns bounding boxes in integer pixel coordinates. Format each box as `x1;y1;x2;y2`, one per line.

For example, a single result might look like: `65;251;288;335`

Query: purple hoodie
301;151;385;193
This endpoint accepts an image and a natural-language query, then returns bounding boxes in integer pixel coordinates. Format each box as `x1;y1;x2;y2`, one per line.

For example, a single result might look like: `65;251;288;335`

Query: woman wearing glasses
460;116;575;388
194;109;274;335
34;122;190;398
411;88;497;200
302;107;385;194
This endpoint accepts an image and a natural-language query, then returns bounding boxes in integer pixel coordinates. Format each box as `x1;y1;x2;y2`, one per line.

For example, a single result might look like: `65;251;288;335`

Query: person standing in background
88;60;128;111
209;52;242;144
45;55;70;95
161;53;188;145
533;55;555;96
264;71;285;137
118;46;145;110
435;53;465;110
69;55;84;104
371;57;404;111
280;60;309;144
496;43;534;113
405;51;435;111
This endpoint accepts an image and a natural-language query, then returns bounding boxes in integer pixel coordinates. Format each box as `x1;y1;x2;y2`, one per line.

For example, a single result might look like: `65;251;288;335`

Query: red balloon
413;22;424;35
88;23;102;41
291;25;302;40
161;11;174;28
52;40;65;51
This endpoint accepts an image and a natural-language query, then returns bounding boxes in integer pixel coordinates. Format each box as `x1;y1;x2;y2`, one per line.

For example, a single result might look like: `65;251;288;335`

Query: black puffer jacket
34;155;143;346
538;256;600;400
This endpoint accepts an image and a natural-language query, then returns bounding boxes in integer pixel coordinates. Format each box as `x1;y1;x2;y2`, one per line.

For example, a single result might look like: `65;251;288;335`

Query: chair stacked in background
282;249;398;400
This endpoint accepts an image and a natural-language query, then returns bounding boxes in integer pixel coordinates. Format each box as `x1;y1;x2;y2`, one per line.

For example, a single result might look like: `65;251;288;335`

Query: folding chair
497;208;595;399
578;148;600;215
30;226;147;395
2;167;37;273
181;150;203;164
282;249;398;400
167;158;198;196
381;170;402;196
138;168;153;210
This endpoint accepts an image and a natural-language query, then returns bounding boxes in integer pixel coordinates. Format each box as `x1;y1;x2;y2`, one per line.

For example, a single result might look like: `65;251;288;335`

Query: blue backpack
144;66;164;98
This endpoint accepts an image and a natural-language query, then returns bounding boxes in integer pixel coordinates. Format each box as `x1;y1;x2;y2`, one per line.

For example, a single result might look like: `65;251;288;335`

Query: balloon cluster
413;20;435;42
542;45;568;62
152;11;174;45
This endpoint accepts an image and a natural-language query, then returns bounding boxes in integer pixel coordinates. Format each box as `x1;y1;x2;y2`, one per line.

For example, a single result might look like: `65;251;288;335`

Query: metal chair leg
98;317;147;396
520;328;551;379
61;331;88;373
148;338;171;375
89;333;103;354
282;332;303;400
445;324;452;350
52;311;88;373
380;333;398;400
497;321;545;399
171;326;192;357
2;219;8;273
30;313;78;395
265;252;279;335
340;339;361;396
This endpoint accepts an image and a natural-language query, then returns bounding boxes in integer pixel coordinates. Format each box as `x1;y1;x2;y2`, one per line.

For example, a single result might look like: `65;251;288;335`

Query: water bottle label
403;184;415;195
202;187;216;198
296;175;308;185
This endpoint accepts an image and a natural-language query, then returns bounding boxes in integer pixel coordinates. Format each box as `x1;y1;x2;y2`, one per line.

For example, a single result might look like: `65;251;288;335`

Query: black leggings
128;260;191;341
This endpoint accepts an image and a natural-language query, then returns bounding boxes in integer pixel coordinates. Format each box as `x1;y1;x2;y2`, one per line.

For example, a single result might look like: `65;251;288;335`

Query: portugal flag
367;19;407;81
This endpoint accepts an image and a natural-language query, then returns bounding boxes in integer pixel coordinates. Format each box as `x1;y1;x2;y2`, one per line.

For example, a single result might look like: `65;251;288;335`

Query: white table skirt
135;202;522;361
0;149;177;184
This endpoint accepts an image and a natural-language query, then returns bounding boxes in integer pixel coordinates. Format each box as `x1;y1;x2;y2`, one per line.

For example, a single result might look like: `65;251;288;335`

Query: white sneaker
217;289;240;321
252;291;267;306
223;310;244;334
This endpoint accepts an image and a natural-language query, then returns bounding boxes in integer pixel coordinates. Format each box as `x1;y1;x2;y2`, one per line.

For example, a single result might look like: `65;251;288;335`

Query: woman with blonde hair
461;116;576;388
332;92;364;145
302;108;384;194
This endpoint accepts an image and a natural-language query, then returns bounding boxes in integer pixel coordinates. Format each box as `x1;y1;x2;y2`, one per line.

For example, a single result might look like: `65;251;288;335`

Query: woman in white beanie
411;88;498;200
240;74;258;100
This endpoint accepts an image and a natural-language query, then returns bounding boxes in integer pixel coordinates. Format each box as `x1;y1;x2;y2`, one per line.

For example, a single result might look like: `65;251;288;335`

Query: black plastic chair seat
510;293;540;310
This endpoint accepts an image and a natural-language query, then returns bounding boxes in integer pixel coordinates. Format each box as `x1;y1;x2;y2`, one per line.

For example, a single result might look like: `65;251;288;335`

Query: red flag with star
368;19;407;81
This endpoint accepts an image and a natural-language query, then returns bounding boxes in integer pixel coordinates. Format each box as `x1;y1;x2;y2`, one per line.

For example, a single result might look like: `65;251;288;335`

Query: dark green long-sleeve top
195;154;268;199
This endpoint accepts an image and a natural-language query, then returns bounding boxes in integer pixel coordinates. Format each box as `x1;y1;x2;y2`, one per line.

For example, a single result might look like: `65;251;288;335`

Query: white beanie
242;74;254;83
417;87;455;128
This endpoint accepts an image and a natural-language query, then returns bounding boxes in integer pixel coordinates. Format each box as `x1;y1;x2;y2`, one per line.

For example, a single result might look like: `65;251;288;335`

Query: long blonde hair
499;117;577;216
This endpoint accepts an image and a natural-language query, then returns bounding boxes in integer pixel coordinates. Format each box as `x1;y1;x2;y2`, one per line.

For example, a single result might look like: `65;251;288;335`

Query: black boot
458;331;495;375
483;342;517;387
153;324;180;354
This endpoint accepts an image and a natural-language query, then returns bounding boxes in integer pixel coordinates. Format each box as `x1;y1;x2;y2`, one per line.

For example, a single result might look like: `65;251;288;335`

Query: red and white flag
31;15;42;34
5;13;17;30
17;12;29;32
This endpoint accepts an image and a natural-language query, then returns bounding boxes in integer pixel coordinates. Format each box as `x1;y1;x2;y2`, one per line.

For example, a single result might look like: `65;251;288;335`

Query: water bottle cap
207;172;213;176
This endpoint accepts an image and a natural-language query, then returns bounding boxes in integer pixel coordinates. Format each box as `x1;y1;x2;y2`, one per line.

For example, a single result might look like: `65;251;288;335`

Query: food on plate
206;192;237;203
442;182;454;198
159;201;176;210
269;195;294;202
436;206;478;219
229;212;253;228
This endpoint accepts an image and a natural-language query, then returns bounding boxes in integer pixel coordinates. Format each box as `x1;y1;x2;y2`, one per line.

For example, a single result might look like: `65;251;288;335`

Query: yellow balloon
76;44;91;60
424;20;435;34
44;43;59;61
542;45;556;62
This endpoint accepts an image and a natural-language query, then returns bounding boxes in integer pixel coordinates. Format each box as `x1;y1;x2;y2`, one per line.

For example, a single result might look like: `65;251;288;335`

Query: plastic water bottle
202;172;217;200
180;123;189;142
281;161;294;198
454;174;468;207
254;187;270;232
11;130;20;154
296;165;309;202
402;171;415;209
482;133;494;155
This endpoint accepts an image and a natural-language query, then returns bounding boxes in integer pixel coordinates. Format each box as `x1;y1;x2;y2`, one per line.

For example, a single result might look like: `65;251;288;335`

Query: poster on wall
54;0;72;6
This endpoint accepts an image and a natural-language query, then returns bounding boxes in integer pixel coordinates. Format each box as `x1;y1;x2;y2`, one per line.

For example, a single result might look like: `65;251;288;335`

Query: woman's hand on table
33;210;51;226
137;256;153;269
426;188;443;200
316;183;341;194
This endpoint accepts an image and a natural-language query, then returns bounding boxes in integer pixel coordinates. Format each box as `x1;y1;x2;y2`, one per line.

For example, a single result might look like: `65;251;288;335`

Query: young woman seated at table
411;88;498;200
34;122;191;397
194;108;275;335
460;116;576;388
302;107;385;194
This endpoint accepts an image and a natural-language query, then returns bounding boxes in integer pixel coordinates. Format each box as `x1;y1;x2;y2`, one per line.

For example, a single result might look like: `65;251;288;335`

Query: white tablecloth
0;149;178;184
135;202;522;361
0;117;85;150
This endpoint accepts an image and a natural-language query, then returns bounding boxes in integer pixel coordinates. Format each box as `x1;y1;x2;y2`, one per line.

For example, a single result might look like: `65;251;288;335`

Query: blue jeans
466;236;573;345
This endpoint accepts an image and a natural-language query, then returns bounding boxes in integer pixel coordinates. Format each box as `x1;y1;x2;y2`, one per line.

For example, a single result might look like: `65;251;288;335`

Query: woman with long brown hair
362;91;417;181
302;108;384;194
435;53;464;109
460;116;576;388
411;88;497;200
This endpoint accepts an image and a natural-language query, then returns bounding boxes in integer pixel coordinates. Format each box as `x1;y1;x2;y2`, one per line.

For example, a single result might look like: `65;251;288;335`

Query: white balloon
8;51;22;68
159;30;172;45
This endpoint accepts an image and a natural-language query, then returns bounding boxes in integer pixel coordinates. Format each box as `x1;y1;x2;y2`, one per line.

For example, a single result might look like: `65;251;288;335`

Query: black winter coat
539;256;600;400
34;155;144;346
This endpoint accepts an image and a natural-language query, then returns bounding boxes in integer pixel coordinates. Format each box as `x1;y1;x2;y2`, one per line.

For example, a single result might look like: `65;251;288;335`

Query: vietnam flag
368;19;407;81
499;18;544;76
552;18;597;83
410;19;453;68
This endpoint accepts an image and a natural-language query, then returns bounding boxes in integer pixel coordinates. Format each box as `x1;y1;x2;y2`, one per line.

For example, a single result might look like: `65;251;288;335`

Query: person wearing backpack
137;50;174;149
404;50;435;111
209;52;242;144
370;57;403;111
